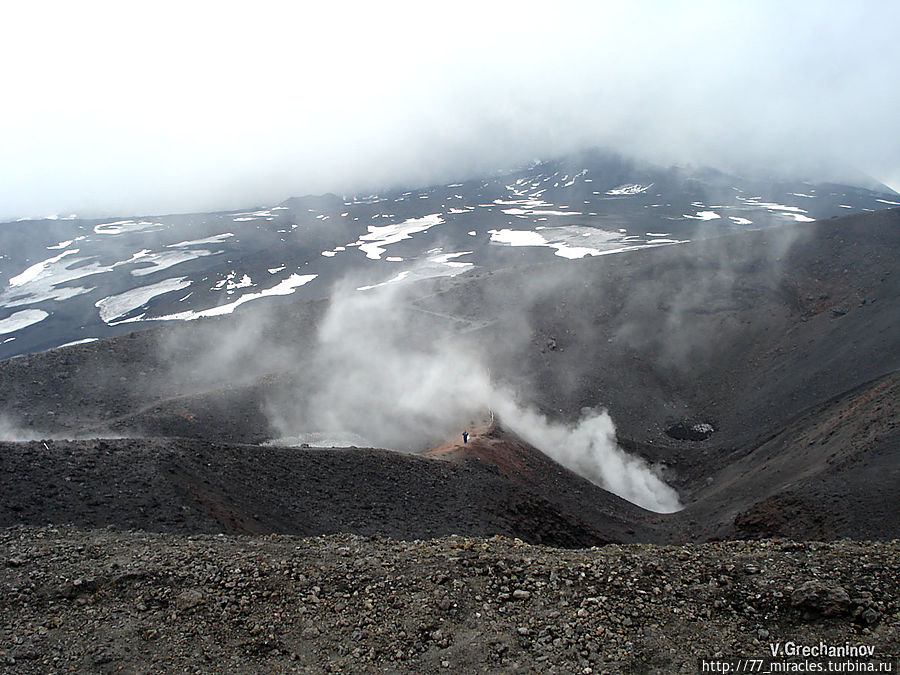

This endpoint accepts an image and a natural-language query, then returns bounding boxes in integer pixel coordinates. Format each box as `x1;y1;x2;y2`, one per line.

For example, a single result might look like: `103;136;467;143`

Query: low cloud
1;2;898;220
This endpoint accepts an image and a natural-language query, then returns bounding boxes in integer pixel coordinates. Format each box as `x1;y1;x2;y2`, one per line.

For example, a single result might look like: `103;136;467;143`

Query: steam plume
269;273;681;513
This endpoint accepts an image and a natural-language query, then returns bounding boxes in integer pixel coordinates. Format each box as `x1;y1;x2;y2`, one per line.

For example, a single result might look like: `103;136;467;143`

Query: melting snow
489;226;686;259
212;271;253;294
729;217;753;225
231;209;273;219
130;249;220;277
57;338;98;348
488;228;596;259
124;274;317;322
501;208;581;216
9;250;79;287
683;211;721;220
0;309;49;335
489;229;548;247
430;251;473;268
96;277;191;323
267;266;286;274
94;220;165;235
494;197;554;208
356;214;444;260
737;197;809;214
606;183;652;196
167;233;233;247
357;271;412;291
876;198;900;206
2;250;108;307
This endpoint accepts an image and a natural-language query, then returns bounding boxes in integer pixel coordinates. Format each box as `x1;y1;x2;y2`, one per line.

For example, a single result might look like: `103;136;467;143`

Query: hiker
462;431;469;444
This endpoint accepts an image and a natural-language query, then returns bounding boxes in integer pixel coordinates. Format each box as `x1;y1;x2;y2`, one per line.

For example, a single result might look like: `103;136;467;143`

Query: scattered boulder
175;589;203;610
791;580;851;617
665;422;715;441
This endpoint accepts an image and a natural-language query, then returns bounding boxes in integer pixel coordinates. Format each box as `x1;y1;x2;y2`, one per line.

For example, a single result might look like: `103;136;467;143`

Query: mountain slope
0;437;633;547
2;150;897;359
0;208;897;543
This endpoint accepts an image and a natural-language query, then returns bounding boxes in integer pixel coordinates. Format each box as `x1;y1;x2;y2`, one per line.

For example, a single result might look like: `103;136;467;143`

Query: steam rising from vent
0;415;38;442
269;275;681;514
490;402;681;514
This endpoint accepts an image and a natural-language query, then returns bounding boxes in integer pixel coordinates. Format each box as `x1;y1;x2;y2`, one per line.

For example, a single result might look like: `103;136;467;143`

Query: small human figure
462;431;469;444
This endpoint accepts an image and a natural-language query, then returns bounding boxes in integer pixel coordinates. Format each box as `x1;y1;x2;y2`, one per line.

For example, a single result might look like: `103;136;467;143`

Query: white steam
270;276;681;514
0;414;40;442
490;400;681;514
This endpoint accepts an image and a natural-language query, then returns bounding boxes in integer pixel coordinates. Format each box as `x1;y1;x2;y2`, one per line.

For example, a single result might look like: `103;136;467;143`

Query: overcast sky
2;0;898;221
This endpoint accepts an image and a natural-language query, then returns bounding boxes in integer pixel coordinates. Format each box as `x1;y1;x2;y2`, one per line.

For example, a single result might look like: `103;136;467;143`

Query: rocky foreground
1;527;896;674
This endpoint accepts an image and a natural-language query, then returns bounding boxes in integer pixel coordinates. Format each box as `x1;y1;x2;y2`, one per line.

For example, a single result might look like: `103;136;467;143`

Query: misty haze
1;2;898;673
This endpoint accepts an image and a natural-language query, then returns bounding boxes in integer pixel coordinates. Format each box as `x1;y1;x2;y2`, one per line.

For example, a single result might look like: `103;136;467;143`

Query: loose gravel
1;526;896;673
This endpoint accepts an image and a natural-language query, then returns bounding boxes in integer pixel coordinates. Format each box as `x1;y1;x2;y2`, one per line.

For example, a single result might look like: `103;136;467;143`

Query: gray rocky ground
1;526;896;674
1;210;898;673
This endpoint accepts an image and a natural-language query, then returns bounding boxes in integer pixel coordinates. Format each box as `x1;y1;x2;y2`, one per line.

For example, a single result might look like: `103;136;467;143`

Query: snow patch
57;338;98;348
94;220;165;235
430;251;473;268
683;211;721;220
167;233;233;247
501;208;581;217
212;271;253;294
0;309;49;335
357;271;412;291
96;277;191;323
9;250;79;287
122;274;317;323
130;249;220;277
490;226;686;260
356;214;444;260
606;183;652;196
737;197;809;214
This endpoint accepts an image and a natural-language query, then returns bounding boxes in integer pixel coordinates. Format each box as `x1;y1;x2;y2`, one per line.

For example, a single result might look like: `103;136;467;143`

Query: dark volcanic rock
791;580;852;618
0;527;896;674
0;209;898;545
0;436;644;547
664;421;715;441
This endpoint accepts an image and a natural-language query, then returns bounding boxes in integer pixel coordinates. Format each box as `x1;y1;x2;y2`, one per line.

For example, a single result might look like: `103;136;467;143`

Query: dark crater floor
0;209;898;545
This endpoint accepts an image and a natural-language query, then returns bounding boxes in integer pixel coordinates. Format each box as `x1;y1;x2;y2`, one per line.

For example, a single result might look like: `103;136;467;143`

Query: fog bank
2;1;899;220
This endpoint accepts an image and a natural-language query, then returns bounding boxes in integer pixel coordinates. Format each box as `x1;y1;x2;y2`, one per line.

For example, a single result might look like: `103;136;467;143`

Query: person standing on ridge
462;431;469;444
